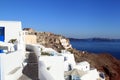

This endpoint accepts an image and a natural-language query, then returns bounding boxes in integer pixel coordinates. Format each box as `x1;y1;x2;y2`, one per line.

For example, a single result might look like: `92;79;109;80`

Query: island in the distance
69;37;120;42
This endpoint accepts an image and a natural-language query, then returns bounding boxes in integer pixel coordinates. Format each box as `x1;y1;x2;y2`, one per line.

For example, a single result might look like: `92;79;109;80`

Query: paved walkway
18;75;32;80
18;52;39;80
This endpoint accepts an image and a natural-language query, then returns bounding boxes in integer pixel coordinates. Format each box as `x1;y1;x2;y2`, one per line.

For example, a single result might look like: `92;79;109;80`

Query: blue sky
0;0;120;39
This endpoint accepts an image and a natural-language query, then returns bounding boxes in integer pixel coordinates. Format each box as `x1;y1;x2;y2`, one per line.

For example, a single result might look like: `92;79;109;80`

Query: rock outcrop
23;28;120;80
35;32;120;80
35;32;72;52
68;48;120;80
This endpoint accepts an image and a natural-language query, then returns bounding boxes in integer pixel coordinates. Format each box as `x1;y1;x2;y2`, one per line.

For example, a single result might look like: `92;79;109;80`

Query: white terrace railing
0;50;25;80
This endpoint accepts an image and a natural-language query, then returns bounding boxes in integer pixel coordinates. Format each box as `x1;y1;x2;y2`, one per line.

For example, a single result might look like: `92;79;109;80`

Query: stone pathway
18;52;39;80
18;74;32;80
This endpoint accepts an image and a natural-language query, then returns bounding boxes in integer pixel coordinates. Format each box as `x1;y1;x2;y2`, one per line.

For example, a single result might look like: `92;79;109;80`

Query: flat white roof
77;61;90;66
0;20;21;23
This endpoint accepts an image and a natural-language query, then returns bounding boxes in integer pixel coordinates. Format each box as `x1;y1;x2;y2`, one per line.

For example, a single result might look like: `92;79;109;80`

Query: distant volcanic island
69;37;120;42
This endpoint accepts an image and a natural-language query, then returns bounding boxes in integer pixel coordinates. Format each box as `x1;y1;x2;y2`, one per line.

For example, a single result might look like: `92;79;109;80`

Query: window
0;27;5;53
0;27;4;35
0;27;5;41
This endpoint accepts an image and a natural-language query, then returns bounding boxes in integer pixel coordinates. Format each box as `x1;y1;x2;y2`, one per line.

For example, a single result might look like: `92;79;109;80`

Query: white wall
0;54;5;80
39;61;55;80
62;54;76;71
75;61;90;71
0;50;24;80
81;69;99;80
60;39;71;49
0;21;25;80
39;56;65;80
0;21;22;43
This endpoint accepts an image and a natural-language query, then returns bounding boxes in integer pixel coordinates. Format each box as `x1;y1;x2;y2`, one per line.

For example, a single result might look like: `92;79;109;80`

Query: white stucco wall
0;54;5;80
0;21;25;80
0;50;24;80
60;39;71;49
39;61;55;80
62;54;76;71
42;48;58;54
81;69;99;80
74;61;90;71
0;21;22;43
39;56;65;80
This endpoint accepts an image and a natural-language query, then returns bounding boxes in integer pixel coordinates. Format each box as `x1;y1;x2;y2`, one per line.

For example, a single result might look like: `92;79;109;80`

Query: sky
0;0;120;39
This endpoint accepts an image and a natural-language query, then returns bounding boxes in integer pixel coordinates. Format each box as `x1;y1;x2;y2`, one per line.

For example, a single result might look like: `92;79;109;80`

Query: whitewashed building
39;56;65;80
0;21;22;42
60;38;72;49
66;61;105;80
74;61;90;71
0;21;105;80
0;21;25;80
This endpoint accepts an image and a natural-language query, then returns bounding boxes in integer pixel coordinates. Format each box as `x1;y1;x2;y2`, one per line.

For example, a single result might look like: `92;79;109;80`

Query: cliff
35;32;72;52
36;32;120;80
23;28;120;80
68;49;120;80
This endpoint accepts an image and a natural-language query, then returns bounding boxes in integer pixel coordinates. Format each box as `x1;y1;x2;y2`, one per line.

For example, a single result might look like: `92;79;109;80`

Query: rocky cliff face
36;32;120;80
24;28;120;80
35;32;72;52
68;48;120;80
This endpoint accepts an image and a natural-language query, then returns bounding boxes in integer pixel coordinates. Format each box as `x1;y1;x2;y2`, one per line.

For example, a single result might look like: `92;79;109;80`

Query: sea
70;39;120;59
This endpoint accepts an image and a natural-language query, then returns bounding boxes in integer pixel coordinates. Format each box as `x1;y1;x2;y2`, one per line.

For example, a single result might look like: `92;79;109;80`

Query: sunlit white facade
0;21;25;80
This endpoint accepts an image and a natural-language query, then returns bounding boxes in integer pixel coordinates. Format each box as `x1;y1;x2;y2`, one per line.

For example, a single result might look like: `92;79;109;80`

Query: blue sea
70;40;120;59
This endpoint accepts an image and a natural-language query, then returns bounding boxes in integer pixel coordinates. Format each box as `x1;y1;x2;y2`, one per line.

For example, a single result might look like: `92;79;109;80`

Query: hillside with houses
23;28;120;80
0;21;120;80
